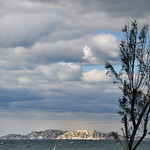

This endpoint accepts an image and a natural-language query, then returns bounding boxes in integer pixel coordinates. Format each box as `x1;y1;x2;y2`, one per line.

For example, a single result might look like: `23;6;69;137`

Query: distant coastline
0;129;117;140
0;129;149;141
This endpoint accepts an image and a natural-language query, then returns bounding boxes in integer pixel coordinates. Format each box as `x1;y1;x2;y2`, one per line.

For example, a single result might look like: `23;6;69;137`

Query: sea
0;139;149;150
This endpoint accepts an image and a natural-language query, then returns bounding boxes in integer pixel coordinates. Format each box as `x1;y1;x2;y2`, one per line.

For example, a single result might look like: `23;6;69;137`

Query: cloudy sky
0;0;150;136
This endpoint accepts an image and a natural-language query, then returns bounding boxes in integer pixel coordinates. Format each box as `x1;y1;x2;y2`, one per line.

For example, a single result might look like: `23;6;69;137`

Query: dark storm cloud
34;0;150;17
98;0;150;17
0;80;120;114
0;88;41;103
62;0;150;17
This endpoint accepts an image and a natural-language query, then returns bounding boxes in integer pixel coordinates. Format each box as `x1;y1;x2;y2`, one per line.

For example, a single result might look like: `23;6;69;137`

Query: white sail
53;145;56;150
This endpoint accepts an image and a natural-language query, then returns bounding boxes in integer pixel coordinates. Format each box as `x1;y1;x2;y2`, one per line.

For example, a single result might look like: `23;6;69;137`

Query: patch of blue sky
82;64;121;72
82;65;105;72
92;30;122;39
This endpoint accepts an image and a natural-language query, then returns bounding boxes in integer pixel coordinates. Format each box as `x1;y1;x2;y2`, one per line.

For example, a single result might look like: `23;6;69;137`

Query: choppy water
0;139;149;150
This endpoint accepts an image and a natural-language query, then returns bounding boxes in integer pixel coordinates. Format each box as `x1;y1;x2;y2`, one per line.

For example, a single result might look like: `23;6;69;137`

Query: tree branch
129;100;150;148
132;110;149;150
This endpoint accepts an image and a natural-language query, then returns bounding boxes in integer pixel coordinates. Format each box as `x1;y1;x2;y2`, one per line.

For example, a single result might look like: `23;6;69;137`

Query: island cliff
0;130;67;140
0;129;121;140
57;130;113;140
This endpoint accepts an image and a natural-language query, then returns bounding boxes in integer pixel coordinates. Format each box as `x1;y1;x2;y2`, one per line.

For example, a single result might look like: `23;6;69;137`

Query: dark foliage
105;20;150;150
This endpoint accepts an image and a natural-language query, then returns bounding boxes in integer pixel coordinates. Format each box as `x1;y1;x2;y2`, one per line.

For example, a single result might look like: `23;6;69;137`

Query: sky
0;0;150;136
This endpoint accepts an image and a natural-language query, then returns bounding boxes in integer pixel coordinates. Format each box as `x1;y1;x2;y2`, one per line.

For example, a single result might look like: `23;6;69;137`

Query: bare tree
105;20;150;150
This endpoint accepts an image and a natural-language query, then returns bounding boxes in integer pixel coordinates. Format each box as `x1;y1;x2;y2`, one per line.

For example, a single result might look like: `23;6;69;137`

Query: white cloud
82;46;99;64
91;34;118;58
37;62;82;81
25;40;83;64
82;34;119;65
17;77;32;84
82;69;111;82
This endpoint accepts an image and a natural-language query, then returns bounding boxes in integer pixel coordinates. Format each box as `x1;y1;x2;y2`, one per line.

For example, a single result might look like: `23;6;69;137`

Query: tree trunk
124;115;130;150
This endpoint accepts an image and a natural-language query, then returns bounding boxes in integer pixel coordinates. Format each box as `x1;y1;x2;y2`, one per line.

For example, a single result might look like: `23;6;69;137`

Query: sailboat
53;145;56;150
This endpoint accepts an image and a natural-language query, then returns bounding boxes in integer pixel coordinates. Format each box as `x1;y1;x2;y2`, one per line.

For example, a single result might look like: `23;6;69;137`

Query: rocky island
0;130;67;140
57;130;114;140
1;129;149;141
0;129;118;140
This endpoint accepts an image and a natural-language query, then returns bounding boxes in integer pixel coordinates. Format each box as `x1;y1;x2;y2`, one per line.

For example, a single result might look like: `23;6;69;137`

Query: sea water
0;139;149;150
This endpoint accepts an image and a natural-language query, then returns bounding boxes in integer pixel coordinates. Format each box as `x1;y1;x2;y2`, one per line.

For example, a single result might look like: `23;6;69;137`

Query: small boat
53;145;56;150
